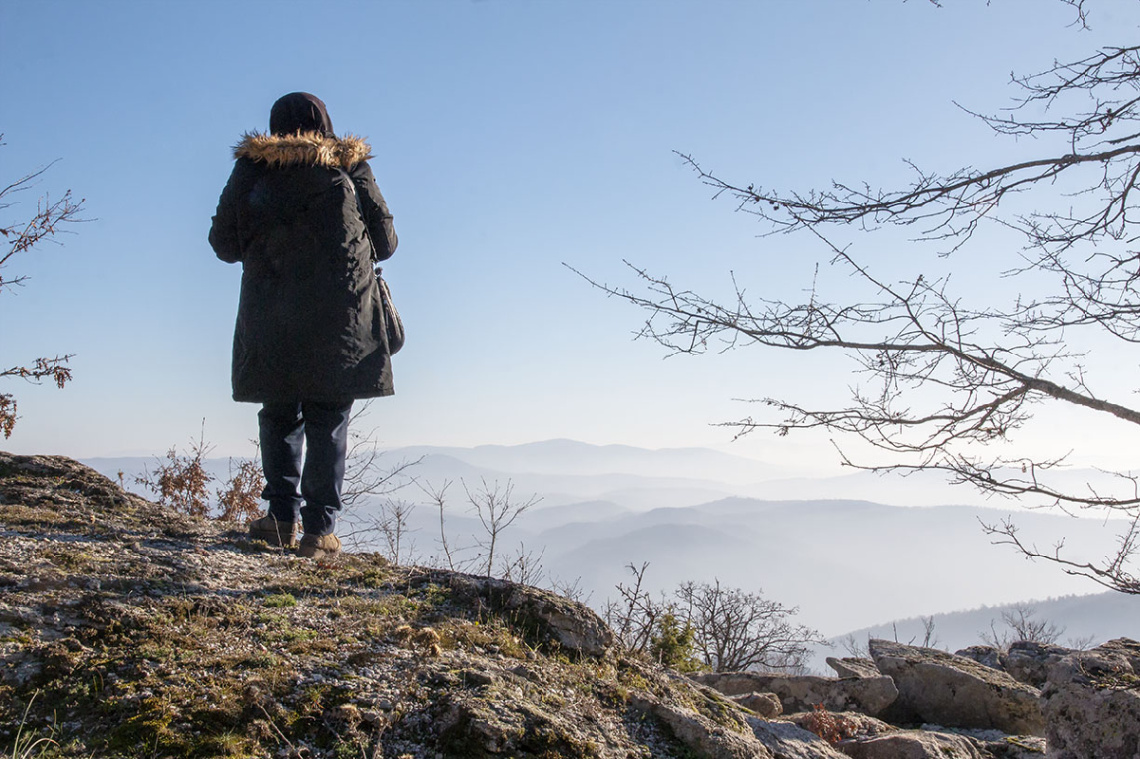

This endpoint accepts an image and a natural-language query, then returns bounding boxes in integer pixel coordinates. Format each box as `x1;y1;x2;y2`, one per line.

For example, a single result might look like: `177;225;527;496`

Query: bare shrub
677;579;822;673
216;444;265;523
604;564;819;673
138;425;263;522
465;478;541;577
980;604;1065;650
137;429;214;518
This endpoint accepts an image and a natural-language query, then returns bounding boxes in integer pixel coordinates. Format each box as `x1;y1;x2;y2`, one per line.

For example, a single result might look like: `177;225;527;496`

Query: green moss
263;593;297;608
240;651;281;669
254;610;286;626
275;627;318;644
438;619;529;659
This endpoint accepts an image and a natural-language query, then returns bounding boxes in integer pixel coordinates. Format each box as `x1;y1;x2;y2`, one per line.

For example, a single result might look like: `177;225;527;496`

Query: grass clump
262;593;297;608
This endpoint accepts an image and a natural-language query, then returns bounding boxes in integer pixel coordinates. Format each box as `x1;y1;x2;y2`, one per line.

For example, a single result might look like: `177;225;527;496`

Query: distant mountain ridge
828;591;1140;658
385;438;789;483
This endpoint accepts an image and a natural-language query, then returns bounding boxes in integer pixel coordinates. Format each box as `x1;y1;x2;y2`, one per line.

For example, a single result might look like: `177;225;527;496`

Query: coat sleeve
208;160;254;264
350;161;398;262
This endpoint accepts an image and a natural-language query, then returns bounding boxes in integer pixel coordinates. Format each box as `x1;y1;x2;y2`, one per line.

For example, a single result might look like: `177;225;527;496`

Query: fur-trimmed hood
233;131;372;169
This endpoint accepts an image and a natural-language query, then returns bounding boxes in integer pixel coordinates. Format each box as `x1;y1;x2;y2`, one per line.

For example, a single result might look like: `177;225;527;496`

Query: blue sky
4;0;1140;469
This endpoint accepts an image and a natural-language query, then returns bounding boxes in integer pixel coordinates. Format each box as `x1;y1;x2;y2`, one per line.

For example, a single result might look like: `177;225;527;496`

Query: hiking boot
298;533;341;559
249;515;298;547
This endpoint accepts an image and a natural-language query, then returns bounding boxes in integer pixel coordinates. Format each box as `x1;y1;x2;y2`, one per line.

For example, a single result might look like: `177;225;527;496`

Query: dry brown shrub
216;448;265;523
137;427;263;522
137;433;214;518
799;704;861;745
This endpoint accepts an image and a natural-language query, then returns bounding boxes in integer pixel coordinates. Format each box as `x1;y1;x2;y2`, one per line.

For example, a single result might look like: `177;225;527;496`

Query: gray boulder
837;730;984;759
628;693;775;759
1040;637;1140;759
785;710;894;741
733;691;783;719
1003;640;1070;688
446;573;615;656
826;657;882;679
868;639;1043;735
953;645;1004;671
695;671;898;718
749;718;849;759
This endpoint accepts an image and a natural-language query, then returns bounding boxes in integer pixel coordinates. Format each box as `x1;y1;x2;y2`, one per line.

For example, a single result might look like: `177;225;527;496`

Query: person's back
209;92;398;558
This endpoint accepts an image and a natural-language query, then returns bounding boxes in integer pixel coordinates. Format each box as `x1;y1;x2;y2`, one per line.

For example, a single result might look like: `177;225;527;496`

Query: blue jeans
259;400;353;536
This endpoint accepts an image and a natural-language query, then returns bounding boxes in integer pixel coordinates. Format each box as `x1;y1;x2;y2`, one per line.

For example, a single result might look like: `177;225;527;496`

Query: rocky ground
0;452;841;758
2;452;1137;759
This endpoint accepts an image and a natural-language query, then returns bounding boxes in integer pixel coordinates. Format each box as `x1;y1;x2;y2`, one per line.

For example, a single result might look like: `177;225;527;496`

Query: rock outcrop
749;718;848;759
825;656;882;679
869;639;1045;735
5;451;1139;759
839;730;987;758
733;690;784;718
954;644;1005;670
694;671;898;717
0;452;811;759
1040;638;1140;759
1004;641;1070;688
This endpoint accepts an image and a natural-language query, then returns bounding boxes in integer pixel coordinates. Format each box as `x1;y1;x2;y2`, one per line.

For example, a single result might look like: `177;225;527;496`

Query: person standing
209;92;398;558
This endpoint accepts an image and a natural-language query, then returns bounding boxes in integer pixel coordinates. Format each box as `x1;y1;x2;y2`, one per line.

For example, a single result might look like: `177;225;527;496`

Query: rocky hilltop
1;452;1137;759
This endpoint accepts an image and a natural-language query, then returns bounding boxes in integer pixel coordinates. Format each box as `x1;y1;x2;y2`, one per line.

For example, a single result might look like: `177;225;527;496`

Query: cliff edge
0;452;830;759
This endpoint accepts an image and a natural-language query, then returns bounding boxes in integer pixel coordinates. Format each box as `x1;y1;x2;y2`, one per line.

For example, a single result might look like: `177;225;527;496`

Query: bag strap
340;167;382;267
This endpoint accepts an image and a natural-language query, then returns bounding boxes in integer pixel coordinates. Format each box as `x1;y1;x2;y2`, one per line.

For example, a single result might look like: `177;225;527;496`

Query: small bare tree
921;616;940;649
548;574;591;604
336;400;421;556
836;633;870;659
603;564;818;673
980;604;1065;650
499;541;545;587
463;477;541;577
341;401;421;509
603;562;665;654
422;479;463;571
1;139;85;438
677;579;822;673
380;499;416;565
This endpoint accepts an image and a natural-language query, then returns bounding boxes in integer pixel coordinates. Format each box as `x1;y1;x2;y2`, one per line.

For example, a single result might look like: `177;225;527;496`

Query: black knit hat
269;92;334;136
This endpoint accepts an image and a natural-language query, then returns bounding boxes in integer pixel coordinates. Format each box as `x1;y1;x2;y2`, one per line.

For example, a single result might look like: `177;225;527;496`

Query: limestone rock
837;730;985;759
868;639;1043;735
733;691;783;719
629;693;775;759
695;672;898;717
1040;637;1140;759
954;645;1005;671
975;734;1046;758
826;657;882;679
786;710;894;741
749;718;849;759
1003;641;1070;688
447;573;615;657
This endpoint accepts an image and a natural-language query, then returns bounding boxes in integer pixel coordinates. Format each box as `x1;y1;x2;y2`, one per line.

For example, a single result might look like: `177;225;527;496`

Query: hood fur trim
234;131;372;169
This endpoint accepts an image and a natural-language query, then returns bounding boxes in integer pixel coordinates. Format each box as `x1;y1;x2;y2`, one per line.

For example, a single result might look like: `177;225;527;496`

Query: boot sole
297;545;341;559
249;526;298;548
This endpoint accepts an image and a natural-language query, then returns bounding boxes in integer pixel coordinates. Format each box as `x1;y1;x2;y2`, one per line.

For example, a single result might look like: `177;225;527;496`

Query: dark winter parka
209;129;398;403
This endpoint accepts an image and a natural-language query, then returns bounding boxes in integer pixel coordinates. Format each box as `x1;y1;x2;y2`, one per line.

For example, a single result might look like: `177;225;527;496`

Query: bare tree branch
1;137;86;437
578;5;1140;594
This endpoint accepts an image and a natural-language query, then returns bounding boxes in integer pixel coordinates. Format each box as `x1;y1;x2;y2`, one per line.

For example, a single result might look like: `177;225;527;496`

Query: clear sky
4;0;1140;472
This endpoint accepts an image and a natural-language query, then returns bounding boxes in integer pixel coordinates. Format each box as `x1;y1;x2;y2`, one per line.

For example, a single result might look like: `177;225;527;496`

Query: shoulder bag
344;169;404;355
